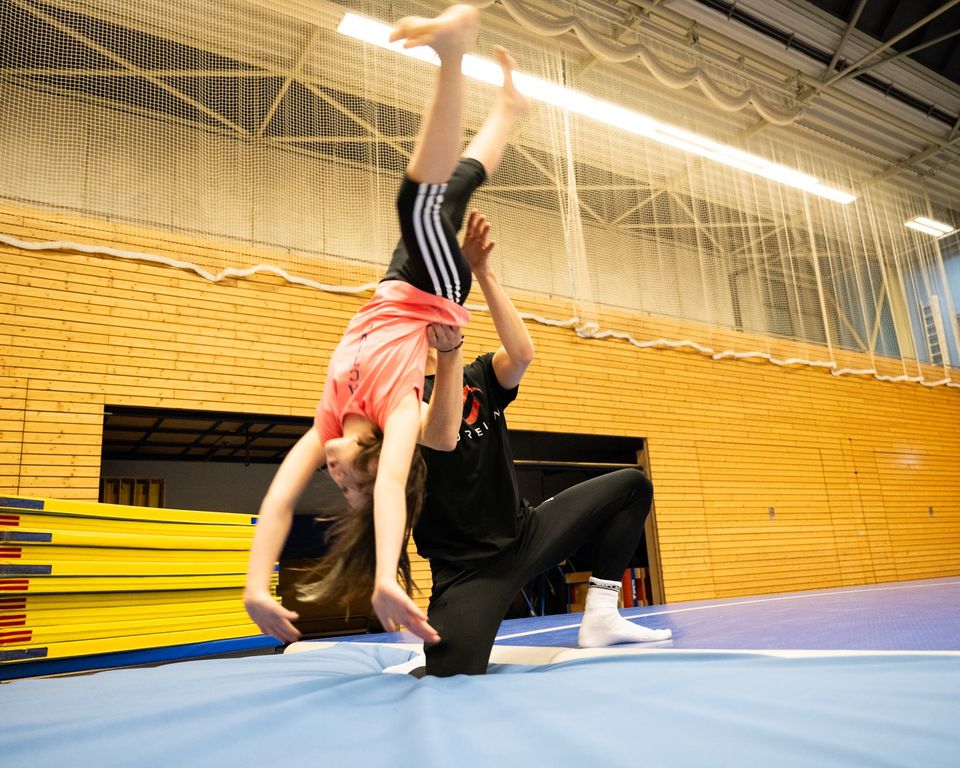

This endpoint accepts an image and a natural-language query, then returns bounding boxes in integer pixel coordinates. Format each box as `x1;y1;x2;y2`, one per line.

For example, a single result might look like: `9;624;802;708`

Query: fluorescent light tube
912;216;955;234
337;12;857;204
905;220;949;237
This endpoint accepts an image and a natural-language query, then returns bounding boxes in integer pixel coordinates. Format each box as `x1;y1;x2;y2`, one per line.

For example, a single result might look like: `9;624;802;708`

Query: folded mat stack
0;495;276;678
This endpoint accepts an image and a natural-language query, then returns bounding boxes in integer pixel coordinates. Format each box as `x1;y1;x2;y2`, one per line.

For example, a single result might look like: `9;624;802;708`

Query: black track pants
424;468;654;676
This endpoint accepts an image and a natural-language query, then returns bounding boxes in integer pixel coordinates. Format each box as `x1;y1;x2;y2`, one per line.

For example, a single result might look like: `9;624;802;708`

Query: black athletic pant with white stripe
382;158;487;305
425;468;654;677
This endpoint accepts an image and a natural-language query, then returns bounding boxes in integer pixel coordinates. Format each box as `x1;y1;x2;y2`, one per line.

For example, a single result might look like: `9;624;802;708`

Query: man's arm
419;323;464;451
464;210;534;389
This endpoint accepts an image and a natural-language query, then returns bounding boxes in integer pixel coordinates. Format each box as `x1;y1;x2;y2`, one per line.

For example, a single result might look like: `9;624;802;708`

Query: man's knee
615;467;653;495
424;632;491;676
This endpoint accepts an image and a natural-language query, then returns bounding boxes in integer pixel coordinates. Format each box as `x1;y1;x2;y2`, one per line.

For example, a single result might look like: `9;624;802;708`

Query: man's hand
427;323;463;353
371;578;440;643
461;209;495;276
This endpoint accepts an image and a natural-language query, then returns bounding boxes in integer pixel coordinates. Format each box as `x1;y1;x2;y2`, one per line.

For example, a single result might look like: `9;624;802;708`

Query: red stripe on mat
0;614;26;627
0;630;32;644
0;515;20;526
0;580;30;592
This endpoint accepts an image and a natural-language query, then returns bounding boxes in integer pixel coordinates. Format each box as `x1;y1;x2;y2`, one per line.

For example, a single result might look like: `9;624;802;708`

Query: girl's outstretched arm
244;428;326;643
371;392;440;643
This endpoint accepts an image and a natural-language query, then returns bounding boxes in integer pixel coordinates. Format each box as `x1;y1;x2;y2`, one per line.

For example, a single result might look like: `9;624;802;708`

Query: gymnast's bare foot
389;4;479;59
494;45;529;117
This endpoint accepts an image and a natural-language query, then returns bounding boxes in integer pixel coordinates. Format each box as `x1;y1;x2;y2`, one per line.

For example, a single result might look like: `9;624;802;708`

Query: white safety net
1;0;958;386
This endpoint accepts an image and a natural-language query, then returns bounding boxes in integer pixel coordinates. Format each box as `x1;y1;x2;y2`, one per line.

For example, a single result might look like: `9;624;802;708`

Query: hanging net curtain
1;0;957;387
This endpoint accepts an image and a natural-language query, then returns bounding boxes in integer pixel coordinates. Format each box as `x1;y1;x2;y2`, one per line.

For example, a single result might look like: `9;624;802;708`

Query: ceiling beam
861;131;960;191
301;80;410;160
845;26;960;80
10;0;248;135
610;189;668;226
821;0;960;90
664;190;723;251
257;28;319;136
623;0;953;151
823;0;870;81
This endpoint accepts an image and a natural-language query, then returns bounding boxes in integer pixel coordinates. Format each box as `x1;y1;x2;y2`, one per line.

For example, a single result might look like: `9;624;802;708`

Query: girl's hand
371;578;440;643
244;589;301;644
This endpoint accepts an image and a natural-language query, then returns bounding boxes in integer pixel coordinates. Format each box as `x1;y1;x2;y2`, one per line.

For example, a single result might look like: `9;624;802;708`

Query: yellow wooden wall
2;202;959;606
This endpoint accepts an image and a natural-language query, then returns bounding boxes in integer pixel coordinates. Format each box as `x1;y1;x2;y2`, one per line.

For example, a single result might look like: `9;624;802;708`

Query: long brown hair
298;429;427;606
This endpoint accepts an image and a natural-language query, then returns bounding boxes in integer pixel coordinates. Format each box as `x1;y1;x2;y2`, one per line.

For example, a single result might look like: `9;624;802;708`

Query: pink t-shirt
315;280;470;444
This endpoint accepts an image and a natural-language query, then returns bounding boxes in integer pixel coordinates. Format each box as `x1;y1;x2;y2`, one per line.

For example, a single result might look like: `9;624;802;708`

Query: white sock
577;576;673;649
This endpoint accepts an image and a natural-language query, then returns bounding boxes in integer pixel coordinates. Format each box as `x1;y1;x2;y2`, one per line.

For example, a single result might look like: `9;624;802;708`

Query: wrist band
437;336;464;353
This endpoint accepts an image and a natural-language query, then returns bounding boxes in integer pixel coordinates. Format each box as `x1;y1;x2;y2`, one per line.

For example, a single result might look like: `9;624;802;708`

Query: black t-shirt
414;352;524;566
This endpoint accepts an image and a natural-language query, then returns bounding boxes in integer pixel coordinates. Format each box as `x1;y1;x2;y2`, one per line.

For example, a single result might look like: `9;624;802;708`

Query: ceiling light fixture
904;217;956;237
337;13;857;204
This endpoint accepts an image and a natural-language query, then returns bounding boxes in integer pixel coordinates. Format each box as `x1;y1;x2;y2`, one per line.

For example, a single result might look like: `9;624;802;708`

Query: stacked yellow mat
0;495;274;673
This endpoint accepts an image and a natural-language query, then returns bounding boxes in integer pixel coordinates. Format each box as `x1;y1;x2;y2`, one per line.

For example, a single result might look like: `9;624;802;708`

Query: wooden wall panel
2;202;959;605
694;441;841;596
0;376;27;491
875;451;960;580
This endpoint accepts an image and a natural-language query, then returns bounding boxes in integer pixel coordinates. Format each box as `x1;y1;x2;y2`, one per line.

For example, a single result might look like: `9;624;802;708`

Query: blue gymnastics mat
326;576;960;653
493;575;960;651
2;578;959;767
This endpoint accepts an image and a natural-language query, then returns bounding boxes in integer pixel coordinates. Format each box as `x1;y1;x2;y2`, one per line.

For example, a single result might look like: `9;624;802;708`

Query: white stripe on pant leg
419;184;454;300
412;185;443;296
430;200;462;303
416;184;456;301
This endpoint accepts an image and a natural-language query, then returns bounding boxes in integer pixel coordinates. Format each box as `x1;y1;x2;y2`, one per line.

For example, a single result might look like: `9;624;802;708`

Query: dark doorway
99;407;663;608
